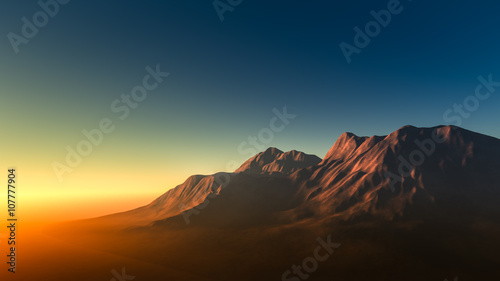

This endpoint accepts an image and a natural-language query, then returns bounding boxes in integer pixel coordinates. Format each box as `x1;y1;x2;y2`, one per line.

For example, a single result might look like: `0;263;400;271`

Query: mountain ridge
85;125;500;228
235;147;322;175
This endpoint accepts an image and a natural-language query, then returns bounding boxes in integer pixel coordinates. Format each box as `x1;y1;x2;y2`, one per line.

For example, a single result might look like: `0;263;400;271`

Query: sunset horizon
2;1;500;280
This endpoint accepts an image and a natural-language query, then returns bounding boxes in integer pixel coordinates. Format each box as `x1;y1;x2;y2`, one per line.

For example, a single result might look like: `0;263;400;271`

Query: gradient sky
1;0;500;223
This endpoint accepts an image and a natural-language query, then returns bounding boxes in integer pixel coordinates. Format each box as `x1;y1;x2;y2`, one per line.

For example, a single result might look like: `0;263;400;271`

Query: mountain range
58;125;500;281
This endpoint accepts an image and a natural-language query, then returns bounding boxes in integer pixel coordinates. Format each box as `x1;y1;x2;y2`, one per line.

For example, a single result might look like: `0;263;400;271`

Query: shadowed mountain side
142;173;301;229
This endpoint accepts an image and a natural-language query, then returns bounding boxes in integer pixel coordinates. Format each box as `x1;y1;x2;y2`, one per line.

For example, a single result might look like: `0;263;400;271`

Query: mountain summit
235;147;321;175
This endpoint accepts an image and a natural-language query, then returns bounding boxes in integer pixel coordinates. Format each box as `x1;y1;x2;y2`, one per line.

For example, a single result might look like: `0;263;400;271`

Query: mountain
235;147;322;175
287;125;500;221
57;125;500;281
82;148;321;228
140;125;500;229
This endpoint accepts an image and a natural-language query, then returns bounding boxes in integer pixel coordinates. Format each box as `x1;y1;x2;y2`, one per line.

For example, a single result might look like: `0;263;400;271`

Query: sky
1;0;500;223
